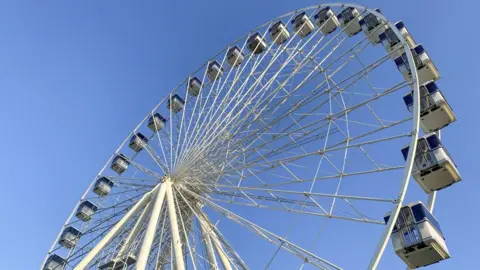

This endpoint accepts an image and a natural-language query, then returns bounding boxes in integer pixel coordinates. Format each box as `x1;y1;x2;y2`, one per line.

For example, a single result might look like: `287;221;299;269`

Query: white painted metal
166;181;186;270
44;3;440;270
199;217;220;270
356;4;420;269
136;182;167;269
73;185;159;270
210;230;233;270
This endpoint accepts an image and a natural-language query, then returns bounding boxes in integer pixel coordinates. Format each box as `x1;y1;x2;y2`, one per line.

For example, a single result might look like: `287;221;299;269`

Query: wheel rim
43;4;422;270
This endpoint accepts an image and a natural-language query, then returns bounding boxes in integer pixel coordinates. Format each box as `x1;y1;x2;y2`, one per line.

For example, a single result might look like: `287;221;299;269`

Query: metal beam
137;182;168;269
74;185;160;270
166;181;186;270
199;218;219;270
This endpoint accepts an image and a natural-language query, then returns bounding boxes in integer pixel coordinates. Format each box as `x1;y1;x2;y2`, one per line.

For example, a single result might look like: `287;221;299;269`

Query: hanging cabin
93;176;114;196
291;11;315;38
129;132;148;152
148;113;166;132
403;81;456;133
379;21;416;59
207;61;224;81
111;154;129;174
59;226;82;249
269;21;290;45
43;254;66;270
187;77;202;97
359;8;387;45
395;44;440;85
401;133;461;193
314;6;339;35
337;7;363;37
227;46;244;67
385;202;450;268
167;94;185;113
247;32;267;54
75;200;98;222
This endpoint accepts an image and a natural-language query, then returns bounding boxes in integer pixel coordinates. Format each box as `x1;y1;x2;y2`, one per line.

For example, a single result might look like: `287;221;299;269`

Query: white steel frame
42;3;427;270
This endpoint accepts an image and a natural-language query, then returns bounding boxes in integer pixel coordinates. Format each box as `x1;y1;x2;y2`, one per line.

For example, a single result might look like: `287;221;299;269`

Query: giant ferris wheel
43;3;461;270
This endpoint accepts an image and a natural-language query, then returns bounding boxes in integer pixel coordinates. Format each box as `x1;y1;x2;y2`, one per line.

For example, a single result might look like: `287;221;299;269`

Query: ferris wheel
42;3;461;270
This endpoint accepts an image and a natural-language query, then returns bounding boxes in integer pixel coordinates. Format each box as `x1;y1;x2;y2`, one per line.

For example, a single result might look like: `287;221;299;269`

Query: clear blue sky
0;1;478;269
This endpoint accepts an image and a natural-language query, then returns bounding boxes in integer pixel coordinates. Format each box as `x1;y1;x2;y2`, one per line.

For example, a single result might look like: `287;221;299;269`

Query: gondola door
397;207;421;249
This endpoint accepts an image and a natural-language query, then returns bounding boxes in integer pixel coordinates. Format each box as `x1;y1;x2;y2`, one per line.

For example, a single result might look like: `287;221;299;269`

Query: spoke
196;184;396;203
172;189;198;270
223;133;410;174
181;186;343;269
73;185;160;270
184;187;385;225
137;183;167;269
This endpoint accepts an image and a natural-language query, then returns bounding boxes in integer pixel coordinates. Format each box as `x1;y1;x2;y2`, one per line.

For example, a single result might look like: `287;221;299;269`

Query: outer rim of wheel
43;3;421;269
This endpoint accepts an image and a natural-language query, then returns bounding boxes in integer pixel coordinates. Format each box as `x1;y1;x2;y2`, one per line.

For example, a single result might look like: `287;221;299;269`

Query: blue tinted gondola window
426;134;442;150
47;254;66;264
209;61;223;70
340;7;355;22
384;215;400;232
412;204;444;237
270;21;284;32
131;133;147;143
316;7;331;19
364;14;379;30
191;77;200;84
403;93;413;107
395;21;405;30
149;113;166;125
64;226;82;236
315;7;331;23
401;147;409;160
80;200;98;211
425;82;438;94
97;177;114;187
414;45;425;55
292;11;307;24
248;33;261;42
171;94;185;103
379;32;386;41
394;56;405;67
385;28;399;43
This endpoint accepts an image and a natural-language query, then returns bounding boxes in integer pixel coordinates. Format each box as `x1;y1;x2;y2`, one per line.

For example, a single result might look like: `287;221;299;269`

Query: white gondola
227;46;244;67
111;154;129;174
75;200;98;222
379;21;416;59
269;21;290;45
129;132;148;152
401;133;461;193
148;113;166;132
384;202;450;269
395;44;440;85
337;7;363;37
59;226;82;249
247;32;267;54
187;77;202;97
43;254;66;270
207;61;224;81
403;81;456;133
99;254;137;270
168;94;185;113
94;176;114;196
359;8;387;45
314;6;339;35
291;11;315;38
